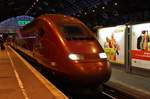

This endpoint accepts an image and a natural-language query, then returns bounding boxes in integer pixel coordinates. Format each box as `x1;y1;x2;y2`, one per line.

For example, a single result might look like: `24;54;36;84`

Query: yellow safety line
6;48;29;99
9;46;68;99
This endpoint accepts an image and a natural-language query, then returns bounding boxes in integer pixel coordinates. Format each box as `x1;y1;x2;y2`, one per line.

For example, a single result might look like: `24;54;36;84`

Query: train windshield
61;24;94;40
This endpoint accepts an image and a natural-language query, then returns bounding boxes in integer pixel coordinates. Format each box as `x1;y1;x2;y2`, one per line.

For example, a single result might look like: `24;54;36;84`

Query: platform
0;46;68;99
105;65;150;99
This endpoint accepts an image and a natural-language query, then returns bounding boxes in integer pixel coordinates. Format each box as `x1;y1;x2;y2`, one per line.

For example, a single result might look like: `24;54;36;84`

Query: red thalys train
14;14;111;89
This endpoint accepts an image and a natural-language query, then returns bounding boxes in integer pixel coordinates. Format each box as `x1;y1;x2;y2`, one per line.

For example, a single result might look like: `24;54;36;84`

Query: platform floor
0;46;68;99
106;66;150;99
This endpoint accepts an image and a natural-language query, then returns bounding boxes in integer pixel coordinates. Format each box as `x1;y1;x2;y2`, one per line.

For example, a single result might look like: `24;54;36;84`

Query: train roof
20;14;85;33
38;14;83;24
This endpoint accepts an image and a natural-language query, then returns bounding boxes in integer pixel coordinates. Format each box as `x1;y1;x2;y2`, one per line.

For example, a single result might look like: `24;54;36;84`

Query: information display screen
17;20;31;26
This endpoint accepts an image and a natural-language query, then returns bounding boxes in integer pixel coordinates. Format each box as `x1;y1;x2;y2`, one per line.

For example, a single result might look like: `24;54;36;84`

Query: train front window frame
60;24;94;40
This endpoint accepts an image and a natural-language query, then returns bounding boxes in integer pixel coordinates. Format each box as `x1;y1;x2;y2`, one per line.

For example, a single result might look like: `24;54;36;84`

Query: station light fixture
84;12;87;15
102;6;105;10
114;2;118;6
92;10;95;12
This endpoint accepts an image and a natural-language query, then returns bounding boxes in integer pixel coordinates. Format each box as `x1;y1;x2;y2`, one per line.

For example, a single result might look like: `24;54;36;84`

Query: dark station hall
0;0;150;99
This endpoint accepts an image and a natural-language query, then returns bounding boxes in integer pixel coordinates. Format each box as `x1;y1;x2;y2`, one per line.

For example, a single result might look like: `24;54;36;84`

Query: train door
39;27;59;69
32;32;43;61
37;28;47;57
35;28;55;67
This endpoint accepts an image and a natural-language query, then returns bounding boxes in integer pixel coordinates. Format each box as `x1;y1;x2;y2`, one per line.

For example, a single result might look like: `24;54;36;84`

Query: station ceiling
0;0;109;21
0;0;150;25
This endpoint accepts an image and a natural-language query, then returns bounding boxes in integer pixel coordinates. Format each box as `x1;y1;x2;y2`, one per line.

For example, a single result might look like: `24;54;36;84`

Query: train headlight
68;53;83;61
99;52;107;59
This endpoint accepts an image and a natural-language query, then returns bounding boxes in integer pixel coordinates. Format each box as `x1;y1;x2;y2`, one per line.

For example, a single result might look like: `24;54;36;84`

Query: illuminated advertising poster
131;23;150;69
97;25;125;64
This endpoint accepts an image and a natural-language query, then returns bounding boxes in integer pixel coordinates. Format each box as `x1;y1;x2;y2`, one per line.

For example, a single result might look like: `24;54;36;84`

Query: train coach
14;14;111;91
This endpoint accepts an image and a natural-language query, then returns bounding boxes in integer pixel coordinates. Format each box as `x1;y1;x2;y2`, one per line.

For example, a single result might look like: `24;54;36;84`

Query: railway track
102;84;136;99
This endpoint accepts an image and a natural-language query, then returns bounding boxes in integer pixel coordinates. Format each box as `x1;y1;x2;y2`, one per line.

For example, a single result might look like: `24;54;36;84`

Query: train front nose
68;58;111;87
80;62;110;83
